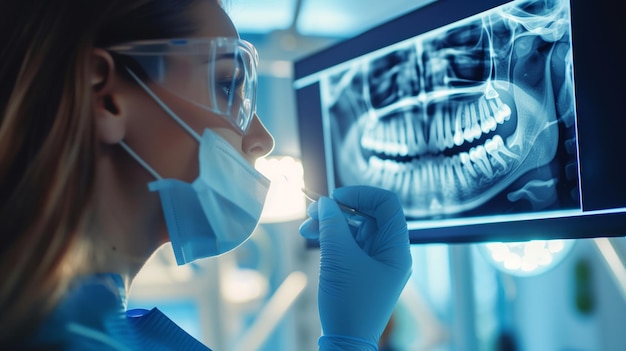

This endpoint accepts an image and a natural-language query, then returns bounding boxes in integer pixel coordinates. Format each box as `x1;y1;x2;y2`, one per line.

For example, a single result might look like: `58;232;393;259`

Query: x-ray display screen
294;0;626;243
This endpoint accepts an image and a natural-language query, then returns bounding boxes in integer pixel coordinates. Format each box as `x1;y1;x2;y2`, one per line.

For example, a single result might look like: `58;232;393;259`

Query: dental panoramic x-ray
295;0;626;243
319;0;578;223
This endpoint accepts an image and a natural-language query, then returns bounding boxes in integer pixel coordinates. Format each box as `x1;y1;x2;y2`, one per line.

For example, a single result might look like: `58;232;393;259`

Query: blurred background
127;1;626;350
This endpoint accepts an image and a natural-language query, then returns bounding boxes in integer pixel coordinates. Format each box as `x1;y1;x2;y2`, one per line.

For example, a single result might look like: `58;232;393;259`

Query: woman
0;0;412;349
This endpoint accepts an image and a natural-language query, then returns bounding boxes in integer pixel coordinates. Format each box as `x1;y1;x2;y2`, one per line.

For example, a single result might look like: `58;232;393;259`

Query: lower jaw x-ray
322;0;579;220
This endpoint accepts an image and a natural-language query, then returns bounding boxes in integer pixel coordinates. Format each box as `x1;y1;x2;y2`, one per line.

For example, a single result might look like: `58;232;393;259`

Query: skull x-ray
320;0;579;220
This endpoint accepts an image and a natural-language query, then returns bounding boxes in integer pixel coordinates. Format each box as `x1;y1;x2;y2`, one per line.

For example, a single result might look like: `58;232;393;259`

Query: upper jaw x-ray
322;0;579;220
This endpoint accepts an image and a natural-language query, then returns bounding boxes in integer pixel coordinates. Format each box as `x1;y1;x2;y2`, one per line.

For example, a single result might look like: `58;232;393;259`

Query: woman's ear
92;48;127;144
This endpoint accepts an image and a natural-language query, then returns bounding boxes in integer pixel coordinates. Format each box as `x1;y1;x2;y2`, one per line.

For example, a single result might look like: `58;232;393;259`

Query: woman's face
122;0;274;184
86;0;273;274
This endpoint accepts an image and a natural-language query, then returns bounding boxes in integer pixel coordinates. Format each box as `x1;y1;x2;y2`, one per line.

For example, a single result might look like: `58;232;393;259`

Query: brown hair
0;0;204;347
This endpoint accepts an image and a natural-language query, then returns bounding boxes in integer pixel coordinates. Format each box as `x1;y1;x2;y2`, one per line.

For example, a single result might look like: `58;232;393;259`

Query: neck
83;144;167;288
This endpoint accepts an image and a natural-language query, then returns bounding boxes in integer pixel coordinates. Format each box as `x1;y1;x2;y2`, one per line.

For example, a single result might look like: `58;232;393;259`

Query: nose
242;113;274;160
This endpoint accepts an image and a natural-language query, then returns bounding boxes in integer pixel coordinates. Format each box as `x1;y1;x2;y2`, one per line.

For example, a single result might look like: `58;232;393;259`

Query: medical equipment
294;0;626;245
301;188;374;221
108;37;259;134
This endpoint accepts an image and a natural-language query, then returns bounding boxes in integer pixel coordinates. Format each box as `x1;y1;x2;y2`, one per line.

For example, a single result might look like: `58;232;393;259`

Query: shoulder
25;273;129;350
25;273;213;351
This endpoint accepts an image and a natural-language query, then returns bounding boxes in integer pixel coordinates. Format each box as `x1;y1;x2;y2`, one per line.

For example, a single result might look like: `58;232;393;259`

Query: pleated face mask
118;68;270;265
146;129;269;264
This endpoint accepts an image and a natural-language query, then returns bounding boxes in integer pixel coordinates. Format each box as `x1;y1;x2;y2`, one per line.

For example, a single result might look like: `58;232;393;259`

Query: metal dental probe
301;188;375;220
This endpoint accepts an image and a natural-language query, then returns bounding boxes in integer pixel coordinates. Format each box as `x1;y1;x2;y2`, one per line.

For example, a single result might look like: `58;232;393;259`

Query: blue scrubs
26;273;212;351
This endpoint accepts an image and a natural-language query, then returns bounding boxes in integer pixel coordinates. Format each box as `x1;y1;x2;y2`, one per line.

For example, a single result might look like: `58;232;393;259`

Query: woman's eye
218;76;244;97
219;81;233;96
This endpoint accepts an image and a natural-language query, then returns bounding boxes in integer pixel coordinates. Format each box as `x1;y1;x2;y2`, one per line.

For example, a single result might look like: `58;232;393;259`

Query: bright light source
221;268;269;304
479;239;575;277
227;0;294;33
255;156;306;223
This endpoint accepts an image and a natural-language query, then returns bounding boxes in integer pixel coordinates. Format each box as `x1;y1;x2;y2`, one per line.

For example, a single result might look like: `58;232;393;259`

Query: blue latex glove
299;186;412;350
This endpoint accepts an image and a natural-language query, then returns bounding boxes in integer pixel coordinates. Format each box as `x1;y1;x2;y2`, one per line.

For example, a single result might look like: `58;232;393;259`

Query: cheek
124;92;200;182
163;61;208;103
161;86;238;135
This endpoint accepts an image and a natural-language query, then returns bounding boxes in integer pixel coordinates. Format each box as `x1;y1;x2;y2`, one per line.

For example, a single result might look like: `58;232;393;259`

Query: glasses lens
109;38;258;134
209;39;257;132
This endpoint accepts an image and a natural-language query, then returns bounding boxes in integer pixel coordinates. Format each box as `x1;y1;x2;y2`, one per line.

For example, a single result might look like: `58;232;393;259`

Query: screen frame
294;0;626;244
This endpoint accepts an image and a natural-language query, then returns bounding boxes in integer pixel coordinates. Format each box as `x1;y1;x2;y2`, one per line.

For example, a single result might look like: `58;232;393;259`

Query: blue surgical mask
119;72;270;265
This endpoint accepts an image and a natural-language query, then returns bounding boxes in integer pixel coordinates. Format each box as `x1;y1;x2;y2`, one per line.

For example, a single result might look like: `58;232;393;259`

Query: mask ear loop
124;67;202;143
118;67;204;181
118;140;162;180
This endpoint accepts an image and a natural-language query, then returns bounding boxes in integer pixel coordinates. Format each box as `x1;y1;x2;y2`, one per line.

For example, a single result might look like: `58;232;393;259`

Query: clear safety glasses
108;37;259;134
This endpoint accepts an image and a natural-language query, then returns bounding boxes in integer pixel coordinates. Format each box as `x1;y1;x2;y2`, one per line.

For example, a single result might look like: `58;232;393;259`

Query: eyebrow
211;53;246;67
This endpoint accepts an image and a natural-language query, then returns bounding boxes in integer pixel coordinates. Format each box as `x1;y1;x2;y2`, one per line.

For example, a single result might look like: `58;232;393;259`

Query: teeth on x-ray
328;0;572;218
360;93;512;156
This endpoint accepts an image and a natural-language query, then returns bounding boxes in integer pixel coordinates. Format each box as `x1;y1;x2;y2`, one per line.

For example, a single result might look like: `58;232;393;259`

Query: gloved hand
299;185;412;350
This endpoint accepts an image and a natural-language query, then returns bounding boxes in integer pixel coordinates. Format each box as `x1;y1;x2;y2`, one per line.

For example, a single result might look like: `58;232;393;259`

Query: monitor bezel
293;0;626;244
